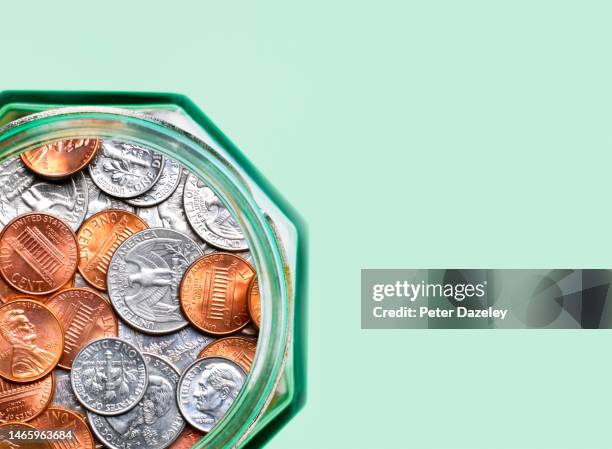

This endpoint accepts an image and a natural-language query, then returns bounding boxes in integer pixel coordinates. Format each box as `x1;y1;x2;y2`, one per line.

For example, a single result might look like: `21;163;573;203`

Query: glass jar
0;91;306;449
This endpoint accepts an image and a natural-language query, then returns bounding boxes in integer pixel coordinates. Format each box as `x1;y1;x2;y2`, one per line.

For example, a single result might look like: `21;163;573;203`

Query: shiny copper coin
248;276;261;328
30;406;95;449
180;253;254;335
198;336;257;373
0;373;54;423
21;139;100;179
45;288;118;369
0;300;63;382
168;428;205;448
76;209;148;290
0;213;78;295
0;422;52;448
0;278;76;304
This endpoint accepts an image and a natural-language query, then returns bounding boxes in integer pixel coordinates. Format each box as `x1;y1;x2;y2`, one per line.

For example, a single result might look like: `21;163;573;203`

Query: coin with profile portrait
0;300;63;382
177;356;246;433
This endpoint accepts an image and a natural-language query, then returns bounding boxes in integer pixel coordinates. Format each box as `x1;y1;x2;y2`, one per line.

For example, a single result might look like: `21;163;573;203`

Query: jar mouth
0;106;290;449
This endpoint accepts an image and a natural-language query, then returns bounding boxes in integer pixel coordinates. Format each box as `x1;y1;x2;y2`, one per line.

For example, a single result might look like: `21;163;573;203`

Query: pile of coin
0;138;261;449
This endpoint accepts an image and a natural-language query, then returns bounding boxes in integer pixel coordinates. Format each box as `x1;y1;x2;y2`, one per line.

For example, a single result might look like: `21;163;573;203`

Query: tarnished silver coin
88;141;164;198
126;157;182;207
137;168;205;246
0;157;35;226
107;228;203;334
118;321;215;372
84;172;135;219
88;353;185;449
15;171;88;231
177;356;246;433
183;173;248;251
52;368;85;414
71;337;148;416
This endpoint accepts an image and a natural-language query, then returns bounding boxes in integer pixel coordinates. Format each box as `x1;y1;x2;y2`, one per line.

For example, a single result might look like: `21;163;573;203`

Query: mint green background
2;2;611;448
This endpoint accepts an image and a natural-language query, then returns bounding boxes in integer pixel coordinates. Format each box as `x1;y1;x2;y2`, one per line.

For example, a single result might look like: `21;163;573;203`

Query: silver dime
88;140;164;198
52;368;85;414
107;228;203;334
177;356;246;433
17;170;88;231
71;337;148;416
118;320;215;372
84;172;135;219
183;173;248;251
88;353;185;449
126;157;182;207
137;168;205;246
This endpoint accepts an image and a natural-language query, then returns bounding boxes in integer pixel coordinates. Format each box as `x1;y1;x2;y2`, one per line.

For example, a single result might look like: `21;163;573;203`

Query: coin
197;337;256;373
0;300;63;382
136;168;206;246
126;157;182;207
71;337;148;416
88;353;185;449
45;288;118;369
177;357;246;433
118;321;214;372
0;373;54;422
52;369;85;414
77;210;148;290
183;173;248;251
168;428;204;448
0;157;35;227
88;141;164;198
30;406;95;449
84;173;135;219
180;253;254;335
107;228;203;334
248;276;261;329
0;213;78;295
21;139;100;180
20;172;89;231
0;422;52;448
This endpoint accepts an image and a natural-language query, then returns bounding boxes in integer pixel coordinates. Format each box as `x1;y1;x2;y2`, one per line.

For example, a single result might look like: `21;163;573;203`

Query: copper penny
0;422;52;448
0;300;63;382
76;209;148;290
180;253;254;335
45;288;118;369
248;276;261;329
197;336;257;373
30;406;95;449
0;278;76;304
168;427;205;448
0;373;54;423
0;213;78;296
21;139;100;179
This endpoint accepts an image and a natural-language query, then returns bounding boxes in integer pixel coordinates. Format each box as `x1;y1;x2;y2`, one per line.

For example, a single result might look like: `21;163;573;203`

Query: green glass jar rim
0;107;290;449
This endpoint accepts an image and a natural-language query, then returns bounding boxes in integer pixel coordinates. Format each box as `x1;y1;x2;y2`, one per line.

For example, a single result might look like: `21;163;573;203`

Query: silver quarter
84;172;135;219
126;157;182;207
0;157;35;226
107;228;203;334
137;168;205;246
15;170;88;231
71;337;148;416
88;353;185;449
88;140;164;198
183;173;248;251
118;321;215;371
52;368;85;414
177;356;246;433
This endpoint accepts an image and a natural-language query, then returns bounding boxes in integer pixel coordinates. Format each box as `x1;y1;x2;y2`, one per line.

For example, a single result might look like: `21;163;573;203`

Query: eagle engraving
204;196;243;240
124;238;189;322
